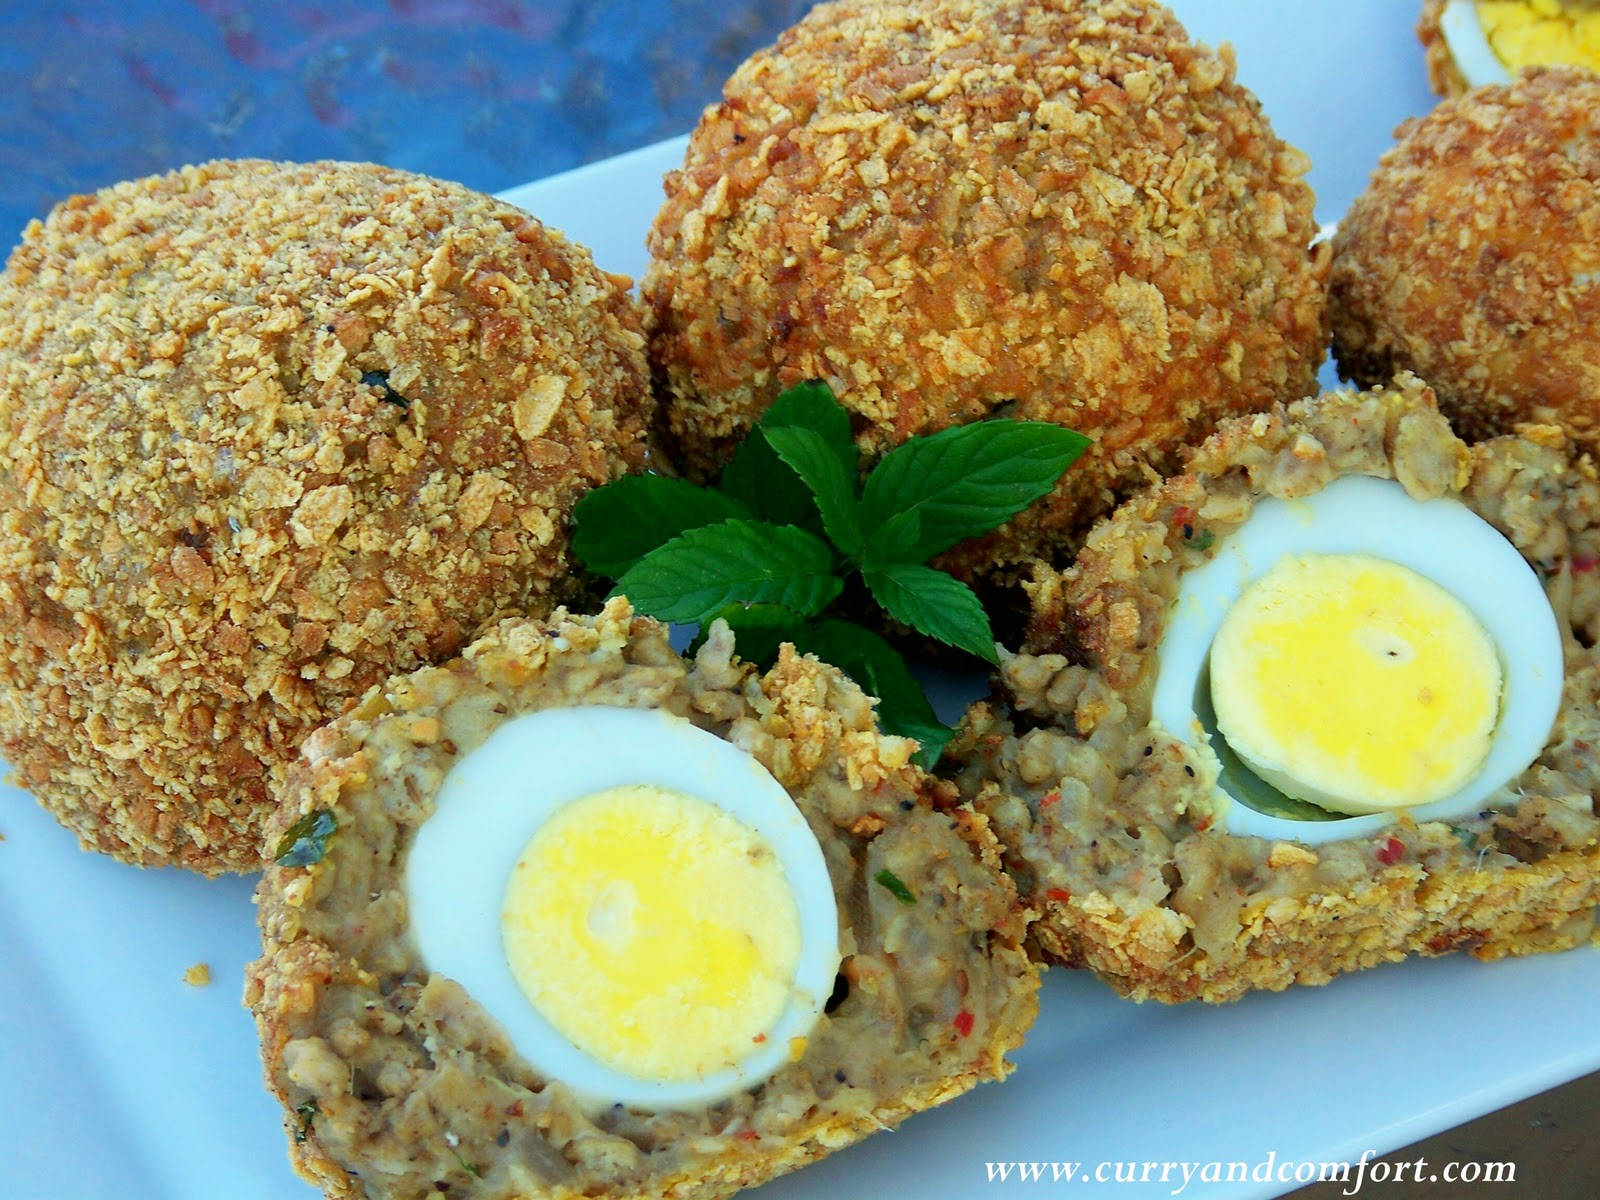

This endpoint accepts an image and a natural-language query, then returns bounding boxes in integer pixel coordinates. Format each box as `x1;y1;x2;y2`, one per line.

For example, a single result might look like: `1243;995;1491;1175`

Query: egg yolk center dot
1209;553;1503;816
1477;0;1600;74
502;784;803;1083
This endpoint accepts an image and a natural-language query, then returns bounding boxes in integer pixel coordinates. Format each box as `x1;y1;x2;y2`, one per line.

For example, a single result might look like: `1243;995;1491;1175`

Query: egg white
1442;0;1516;86
405;705;841;1111
1151;476;1564;845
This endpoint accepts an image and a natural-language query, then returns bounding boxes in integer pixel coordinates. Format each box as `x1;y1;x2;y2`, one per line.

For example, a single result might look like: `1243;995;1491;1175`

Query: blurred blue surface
0;0;811;243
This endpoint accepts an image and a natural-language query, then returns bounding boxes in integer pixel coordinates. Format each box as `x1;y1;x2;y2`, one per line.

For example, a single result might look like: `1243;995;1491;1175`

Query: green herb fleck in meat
874;868;917;906
275;809;337;867
293;1099;319;1144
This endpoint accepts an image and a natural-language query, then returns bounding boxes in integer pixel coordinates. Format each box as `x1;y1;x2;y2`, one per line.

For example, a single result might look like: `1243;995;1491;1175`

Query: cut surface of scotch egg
405;705;841;1111
1209;553;1503;815
1439;0;1600;88
1152;475;1563;844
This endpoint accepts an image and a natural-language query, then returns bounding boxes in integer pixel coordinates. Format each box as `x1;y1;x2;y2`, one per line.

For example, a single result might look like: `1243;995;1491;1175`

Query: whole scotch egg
248;601;1039;1199
955;375;1600;1004
0;159;654;875
1330;67;1600;455
644;0;1329;583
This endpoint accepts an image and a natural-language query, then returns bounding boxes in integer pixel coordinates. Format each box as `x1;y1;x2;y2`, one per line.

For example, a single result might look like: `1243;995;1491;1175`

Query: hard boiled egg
405;705;841;1111
1439;0;1600;88
1151;475;1563;844
1210;553;1503;815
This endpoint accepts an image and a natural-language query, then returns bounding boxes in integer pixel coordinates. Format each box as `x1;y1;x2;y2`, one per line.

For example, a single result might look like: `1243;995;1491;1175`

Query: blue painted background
0;0;811;242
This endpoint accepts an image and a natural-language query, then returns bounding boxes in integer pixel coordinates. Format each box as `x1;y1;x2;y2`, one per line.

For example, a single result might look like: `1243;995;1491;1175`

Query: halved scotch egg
1421;0;1600;94
248;600;1038;1199
955;374;1600;1004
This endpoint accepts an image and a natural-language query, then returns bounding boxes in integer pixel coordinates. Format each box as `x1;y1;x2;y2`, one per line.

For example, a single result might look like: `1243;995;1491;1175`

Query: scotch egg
248;602;1039;1198
1425;0;1600;92
959;376;1600;1003
1329;66;1600;455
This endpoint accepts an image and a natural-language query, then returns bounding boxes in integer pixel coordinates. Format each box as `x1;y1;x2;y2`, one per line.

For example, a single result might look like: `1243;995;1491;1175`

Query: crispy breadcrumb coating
1331;67;1600;451
1419;0;1472;96
0;160;652;875
954;376;1600;1004
645;0;1329;580
248;601;1038;1199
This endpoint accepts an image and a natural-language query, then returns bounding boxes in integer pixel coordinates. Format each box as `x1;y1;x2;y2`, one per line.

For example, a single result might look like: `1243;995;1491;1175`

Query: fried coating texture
1418;0;1472;97
954;376;1600;1004
1331;67;1600;451
248;600;1039;1200
0;159;652;874
644;0;1329;580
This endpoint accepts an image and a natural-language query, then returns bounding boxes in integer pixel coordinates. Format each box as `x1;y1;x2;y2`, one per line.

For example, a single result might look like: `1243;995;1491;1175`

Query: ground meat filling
248;601;1037;1200
954;375;1600;1003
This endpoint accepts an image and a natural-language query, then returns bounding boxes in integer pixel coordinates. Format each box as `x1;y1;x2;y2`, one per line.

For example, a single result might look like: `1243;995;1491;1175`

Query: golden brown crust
644;0;1329;579
1418;0;1472;96
247;601;1038;1199
0;159;652;874
955;377;1600;1003
1330;67;1600;452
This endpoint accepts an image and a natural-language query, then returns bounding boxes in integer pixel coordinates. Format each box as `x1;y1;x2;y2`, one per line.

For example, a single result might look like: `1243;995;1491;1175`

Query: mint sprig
572;381;1087;766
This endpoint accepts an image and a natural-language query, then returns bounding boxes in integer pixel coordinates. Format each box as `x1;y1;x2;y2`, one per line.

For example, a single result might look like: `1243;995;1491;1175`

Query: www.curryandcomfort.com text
983;1150;1516;1194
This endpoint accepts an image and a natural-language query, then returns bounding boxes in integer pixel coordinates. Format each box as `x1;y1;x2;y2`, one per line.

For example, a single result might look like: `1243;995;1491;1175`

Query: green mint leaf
858;420;1090;561
863;506;922;564
791;619;954;768
863;563;997;664
275;810;336;867
763;425;864;557
718;381;857;534
614;520;842;624
698;602;809;666
719;434;822;534
874;868;917;906
572;474;752;579
760;380;858;475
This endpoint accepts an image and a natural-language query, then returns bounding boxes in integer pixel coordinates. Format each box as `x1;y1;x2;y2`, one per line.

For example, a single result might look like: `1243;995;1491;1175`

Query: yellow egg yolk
502;783;803;1083
1478;0;1600;74
1209;554;1503;815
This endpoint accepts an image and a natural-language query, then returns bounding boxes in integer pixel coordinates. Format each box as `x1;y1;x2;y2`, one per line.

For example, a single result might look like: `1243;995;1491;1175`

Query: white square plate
6;3;1596;1198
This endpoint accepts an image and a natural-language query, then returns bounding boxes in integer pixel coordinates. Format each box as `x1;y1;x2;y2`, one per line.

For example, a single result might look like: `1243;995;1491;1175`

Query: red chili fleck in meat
953;1010;975;1037
1045;888;1072;903
1172;505;1196;526
1039;790;1061;808
1572;554;1597;573
736;1129;760;1142
1377;836;1405;866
